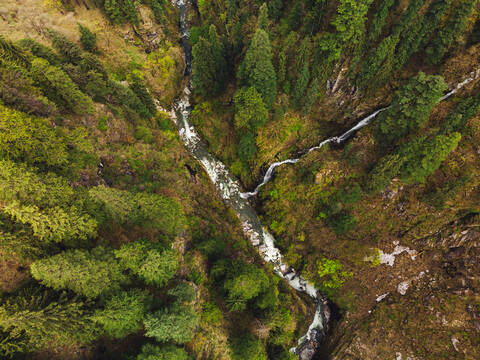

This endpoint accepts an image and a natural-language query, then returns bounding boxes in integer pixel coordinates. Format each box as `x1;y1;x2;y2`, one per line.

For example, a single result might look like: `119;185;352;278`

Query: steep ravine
169;1;480;358
170;0;328;358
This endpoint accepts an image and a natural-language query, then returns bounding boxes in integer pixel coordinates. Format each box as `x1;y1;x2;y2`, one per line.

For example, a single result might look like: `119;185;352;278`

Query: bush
135;126;154;143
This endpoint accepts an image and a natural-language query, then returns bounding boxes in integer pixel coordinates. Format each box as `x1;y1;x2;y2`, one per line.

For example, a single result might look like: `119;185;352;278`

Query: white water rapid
241;69;480;199
170;0;480;357
171;0;328;356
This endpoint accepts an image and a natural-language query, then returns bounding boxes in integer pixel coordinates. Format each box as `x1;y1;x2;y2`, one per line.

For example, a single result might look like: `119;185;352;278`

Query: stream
170;0;479;358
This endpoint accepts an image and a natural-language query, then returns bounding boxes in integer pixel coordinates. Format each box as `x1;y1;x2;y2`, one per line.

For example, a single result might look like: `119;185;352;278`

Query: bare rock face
327;230;480;360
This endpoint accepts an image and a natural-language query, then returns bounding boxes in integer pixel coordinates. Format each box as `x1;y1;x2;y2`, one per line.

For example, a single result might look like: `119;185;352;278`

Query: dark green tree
136;343;190;360
0;289;98;353
230;335;267;360
375;72;447;146
238;29;277;109
192;25;227;97
47;29;83;65
233;86;268;131
78;24;97;52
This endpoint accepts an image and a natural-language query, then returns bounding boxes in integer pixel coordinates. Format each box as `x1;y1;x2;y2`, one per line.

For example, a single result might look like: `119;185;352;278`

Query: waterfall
170;0;480;357
241;69;480;199
170;0;328;357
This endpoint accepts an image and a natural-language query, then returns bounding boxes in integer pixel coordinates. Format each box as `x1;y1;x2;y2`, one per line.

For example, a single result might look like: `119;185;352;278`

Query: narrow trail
169;1;480;358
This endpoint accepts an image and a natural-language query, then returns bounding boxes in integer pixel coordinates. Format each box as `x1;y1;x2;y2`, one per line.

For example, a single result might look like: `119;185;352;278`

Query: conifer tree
375;72;447;146
192;25;226;97
78;24;97;52
258;3;269;30
30;247;129;298
0;289;98;352
93;290;152;338
115;240;179;287
0;105;68;166
144;303;198;344
47;29;83;65
137;343;190;360
30;58;94;115
238;29;277;109
104;0;124;24
233;86;268;131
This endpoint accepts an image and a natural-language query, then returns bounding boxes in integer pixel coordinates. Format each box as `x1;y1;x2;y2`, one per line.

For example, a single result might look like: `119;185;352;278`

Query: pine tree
238;131;257;162
78;24;97;52
137;343;190;360
17;38;59;65
0;289;98;352
104;0;124;24
425;0;477;64
400;133;461;184
233;86;268;131
30;58;94;115
130;75;156;117
302;78;321;115
114;240;179;287
93;290;152;338
258;3;269;30
47;29;83;65
144;303;198;344
30;247;129;298
192;25;227;97
375;72;447;146
121;0;140;26
0;36;31;69
292;62;310;107
238;29;277;109
0;105;68;166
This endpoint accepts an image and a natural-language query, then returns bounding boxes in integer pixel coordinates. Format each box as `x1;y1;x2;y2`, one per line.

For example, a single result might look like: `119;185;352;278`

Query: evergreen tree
223;261;270;311
17;38;59;65
30;247;129;298
233;86;268;131
287;1;302;31
47;29;83;65
137;343;190;360
400;133;461;184
425;0;477;64
3;202;97;244
238;131;257;162
230;335;267;360
78;24;97;52
30;58;94;115
144;303;198;344
192;25;227;97
0;289;98;352
104;0;125;24
237;29;277;109
0;105;68;166
258;3;269;30
130;75;156;117
114;240;179;287
375;72;447;146
121;0;140;26
0;36;31;69
93;290;152;338
302;78;321;115
292;62;310;107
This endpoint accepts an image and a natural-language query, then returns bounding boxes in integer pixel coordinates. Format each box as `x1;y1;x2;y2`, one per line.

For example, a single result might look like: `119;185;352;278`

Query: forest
1;0;480;359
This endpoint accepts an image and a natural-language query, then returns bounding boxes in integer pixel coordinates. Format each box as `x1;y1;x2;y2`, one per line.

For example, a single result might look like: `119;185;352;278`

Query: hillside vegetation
1;0;480;359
